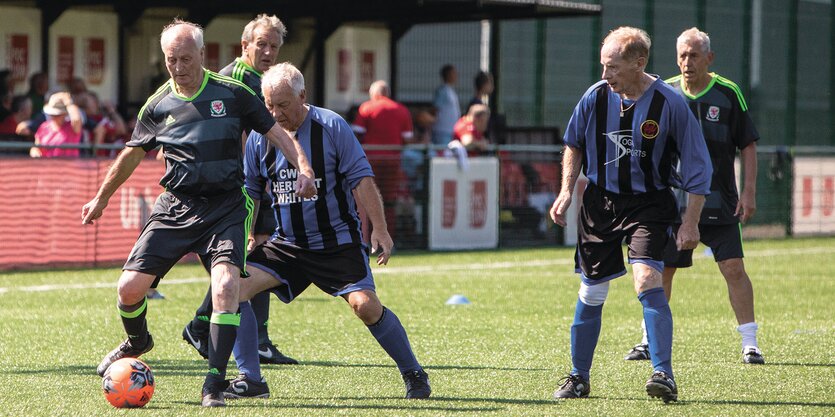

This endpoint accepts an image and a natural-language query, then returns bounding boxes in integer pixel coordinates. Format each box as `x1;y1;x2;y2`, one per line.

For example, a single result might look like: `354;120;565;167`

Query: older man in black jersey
81;19;315;407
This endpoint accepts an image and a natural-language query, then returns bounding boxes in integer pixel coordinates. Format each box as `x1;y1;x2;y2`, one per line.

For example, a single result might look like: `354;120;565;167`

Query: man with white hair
182;13;298;366
222;62;431;400
82;19;316;407
550;26;712;403
624;27;764;365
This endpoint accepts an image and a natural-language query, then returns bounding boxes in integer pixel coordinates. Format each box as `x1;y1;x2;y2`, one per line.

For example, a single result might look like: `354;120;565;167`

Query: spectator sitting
466;71;494;113
27;72;49;115
451;104;490;156
0;95;32;136
30;92;82;158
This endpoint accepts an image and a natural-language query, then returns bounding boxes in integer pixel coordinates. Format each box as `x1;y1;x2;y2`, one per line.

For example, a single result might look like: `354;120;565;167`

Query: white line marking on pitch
0;245;832;294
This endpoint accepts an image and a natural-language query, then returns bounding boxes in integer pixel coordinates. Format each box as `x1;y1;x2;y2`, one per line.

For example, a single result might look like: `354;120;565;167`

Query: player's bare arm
677;193;706;250
354;177;393;265
737;142;758;223
81;146;147;224
551;145;582;226
264;123;316;198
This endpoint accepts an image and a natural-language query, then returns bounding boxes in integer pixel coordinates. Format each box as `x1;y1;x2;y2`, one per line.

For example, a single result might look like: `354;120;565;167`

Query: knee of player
117;273;151;304
348;292;383;322
718;258;748;281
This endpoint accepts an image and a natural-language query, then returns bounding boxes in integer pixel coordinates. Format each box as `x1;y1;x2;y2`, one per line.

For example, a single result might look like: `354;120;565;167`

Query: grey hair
242;14;287;47
369;80;389;97
603;26;651;62
677;27;711;54
160;19;204;49
262;62;305;96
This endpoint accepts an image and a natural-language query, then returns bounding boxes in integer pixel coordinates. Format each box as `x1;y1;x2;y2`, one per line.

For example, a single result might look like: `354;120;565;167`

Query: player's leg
343;289;430;399
556;184;625;399
201;261;242;407
182;255;213;359
96;270;158;376
719;258;763;363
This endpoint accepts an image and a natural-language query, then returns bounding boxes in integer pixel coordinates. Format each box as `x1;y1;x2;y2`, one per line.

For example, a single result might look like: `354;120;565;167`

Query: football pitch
0;237;833;416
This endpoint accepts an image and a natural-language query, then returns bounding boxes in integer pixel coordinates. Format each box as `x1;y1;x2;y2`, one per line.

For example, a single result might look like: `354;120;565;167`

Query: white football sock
737;322;759;349
641;319;648;346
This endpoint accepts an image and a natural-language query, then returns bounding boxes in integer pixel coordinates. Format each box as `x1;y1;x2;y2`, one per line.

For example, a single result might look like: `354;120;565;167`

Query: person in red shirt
452;104;490;156
352;80;414;237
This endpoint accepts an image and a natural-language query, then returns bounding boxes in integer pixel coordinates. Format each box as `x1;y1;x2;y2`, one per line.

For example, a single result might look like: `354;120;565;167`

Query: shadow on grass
301;361;548;372
596;395;835;409
765;362;834;368
165;399;502;412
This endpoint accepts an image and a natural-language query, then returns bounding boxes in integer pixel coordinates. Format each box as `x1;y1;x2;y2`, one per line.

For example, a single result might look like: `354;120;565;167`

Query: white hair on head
160;18;204;49
603;26;651;62
369;80;389;97
677;27;711;54
262;62;305;96
242;14;287;47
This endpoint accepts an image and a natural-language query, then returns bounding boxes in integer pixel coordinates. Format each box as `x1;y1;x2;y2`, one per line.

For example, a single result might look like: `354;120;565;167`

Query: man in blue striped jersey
81;20;316;407
550;26;712;403
182;13;298;366
624;28;763;365
220;62;430;400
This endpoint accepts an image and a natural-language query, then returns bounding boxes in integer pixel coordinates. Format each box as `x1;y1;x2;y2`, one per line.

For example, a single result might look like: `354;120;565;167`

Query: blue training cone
445;294;471;305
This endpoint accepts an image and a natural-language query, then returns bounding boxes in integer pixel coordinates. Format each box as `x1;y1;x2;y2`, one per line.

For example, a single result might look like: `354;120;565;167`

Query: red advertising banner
230;44;242;61
85;38;105;85
0;158;165;270
7;34;28;84
57;36;75;85
205;42;220;72
337;49;351;92
360;51;375;92
442;179;457;229
469;180;487;228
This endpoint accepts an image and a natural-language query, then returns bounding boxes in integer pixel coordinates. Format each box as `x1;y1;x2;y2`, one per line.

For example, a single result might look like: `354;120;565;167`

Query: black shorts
253;199;277;236
663;223;744;267
247;241;375;303
575;183;677;285
123;188;252;278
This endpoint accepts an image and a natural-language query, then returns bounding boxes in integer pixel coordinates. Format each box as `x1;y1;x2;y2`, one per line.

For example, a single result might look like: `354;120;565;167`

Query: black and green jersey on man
127;69;275;197
220;58;264;100
666;72;759;225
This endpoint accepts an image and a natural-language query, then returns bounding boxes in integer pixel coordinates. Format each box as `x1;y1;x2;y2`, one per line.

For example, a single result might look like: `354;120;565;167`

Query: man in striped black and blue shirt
221;62;431;400
550;26;712;403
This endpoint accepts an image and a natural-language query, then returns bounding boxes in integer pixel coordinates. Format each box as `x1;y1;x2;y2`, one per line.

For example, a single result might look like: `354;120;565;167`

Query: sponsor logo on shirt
210;100;227;117
604;129;646;166
640;120;659;139
165;114;176;126
706;106;720;122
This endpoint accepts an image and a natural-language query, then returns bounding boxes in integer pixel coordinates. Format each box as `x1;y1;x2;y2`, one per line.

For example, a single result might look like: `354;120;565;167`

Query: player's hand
735;190;757;224
81;197;108;224
676;221;700;251
369;229;393;265
550;190;573;226
294;172;317;199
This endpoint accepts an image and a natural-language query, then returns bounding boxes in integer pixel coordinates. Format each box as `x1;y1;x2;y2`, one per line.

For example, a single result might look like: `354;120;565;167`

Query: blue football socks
639;287;674;378
570;298;603;380
232;302;262;381
367;307;421;373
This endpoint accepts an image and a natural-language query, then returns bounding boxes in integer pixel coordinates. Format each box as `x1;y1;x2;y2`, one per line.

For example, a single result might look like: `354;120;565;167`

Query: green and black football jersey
127;69;275;197
666;73;759;225
220;58;263;100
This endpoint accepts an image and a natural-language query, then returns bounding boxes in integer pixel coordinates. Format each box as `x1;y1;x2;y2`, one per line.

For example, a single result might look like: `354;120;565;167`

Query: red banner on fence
57;36;75;85
7;34;28;85
85;38;105;85
0;158;165;270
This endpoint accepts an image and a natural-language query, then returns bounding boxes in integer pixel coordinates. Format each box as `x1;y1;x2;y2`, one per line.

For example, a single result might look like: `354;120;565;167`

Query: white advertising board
792;156;835;235
429;157;499;250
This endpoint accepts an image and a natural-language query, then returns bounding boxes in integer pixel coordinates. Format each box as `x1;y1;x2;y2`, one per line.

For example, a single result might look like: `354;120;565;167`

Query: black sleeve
125;104;158;152
237;87;275;135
